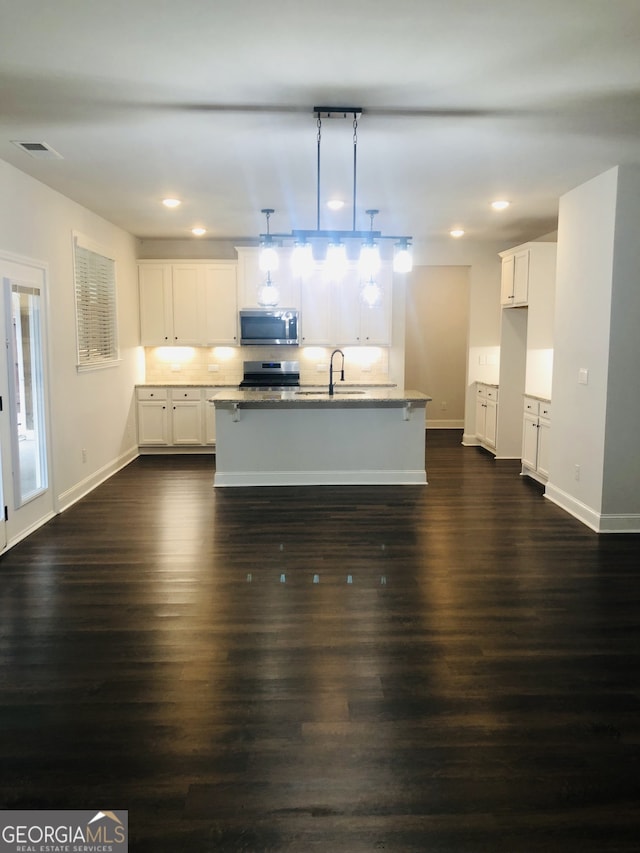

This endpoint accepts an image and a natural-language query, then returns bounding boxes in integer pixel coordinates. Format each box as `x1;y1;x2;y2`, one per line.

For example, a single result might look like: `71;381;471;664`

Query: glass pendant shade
393;244;413;274
325;243;348;282
361;278;382;307
290;242;314;279
257;273;279;307
259;242;279;273
358;243;381;278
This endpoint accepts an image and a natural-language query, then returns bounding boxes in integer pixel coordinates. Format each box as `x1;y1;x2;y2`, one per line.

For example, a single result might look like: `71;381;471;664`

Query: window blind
74;238;119;368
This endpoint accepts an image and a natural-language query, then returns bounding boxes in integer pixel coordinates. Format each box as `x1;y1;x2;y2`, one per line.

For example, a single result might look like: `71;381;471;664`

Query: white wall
546;165;640;531
405;265;469;428
0;159;141;546
601;166;640;516
413;239;504;441
547;168;616;522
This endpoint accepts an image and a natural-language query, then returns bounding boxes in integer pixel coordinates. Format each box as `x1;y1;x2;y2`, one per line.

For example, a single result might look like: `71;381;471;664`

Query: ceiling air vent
12;141;63;160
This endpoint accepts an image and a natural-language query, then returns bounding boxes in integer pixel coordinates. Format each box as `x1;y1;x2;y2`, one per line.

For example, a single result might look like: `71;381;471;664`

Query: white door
0;389;6;551
0;256;53;551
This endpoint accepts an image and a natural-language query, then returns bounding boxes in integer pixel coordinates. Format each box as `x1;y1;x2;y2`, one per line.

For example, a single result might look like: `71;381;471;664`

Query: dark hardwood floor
1;430;640;852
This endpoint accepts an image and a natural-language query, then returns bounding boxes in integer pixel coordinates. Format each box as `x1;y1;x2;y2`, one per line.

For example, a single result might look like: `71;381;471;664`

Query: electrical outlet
440;400;447;411
316;363;327;372
574;464;581;481
208;364;220;372
82;448;87;463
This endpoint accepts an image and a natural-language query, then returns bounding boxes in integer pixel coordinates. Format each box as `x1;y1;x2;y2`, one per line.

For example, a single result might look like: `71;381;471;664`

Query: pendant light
257;270;280;307
257;107;413;293
258;208;279;273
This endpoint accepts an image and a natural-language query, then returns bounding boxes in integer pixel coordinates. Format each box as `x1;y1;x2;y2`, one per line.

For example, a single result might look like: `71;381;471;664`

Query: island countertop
210;387;431;408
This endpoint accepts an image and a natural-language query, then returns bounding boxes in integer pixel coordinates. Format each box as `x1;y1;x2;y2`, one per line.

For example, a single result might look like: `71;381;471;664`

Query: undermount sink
294;389;367;396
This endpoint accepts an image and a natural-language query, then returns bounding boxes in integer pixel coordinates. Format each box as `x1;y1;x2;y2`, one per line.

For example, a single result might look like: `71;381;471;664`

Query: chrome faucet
329;348;345;396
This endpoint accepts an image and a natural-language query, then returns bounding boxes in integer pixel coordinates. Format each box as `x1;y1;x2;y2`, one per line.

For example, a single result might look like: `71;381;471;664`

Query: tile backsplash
143;345;391;386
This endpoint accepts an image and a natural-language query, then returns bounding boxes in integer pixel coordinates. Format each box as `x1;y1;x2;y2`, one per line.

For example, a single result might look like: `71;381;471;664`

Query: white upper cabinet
500;249;529;306
499;242;556;309
201;263;238;345
140;250;394;349
172;264;202;344
139;264;173;345
236;247;300;310
330;266;393;346
300;270;332;345
139;261;238;346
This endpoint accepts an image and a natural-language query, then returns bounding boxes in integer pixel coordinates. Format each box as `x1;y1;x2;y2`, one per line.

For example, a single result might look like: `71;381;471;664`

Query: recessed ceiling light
162;198;181;208
450;229;465;238
491;200;510;211
191;227;206;236
327;199;345;211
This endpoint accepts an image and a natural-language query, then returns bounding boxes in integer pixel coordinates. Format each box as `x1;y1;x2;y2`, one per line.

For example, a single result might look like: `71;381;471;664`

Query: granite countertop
136;382;239;388
136;382;397;390
210;387;431;408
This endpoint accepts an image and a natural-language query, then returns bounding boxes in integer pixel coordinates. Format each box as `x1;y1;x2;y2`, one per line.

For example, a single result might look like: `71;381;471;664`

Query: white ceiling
1;0;639;248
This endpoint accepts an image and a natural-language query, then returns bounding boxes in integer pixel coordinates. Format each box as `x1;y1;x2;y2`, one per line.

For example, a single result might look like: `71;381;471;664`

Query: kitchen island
211;388;430;487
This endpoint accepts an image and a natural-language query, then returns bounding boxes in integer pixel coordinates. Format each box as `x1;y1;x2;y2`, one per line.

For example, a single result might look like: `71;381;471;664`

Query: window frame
72;232;120;371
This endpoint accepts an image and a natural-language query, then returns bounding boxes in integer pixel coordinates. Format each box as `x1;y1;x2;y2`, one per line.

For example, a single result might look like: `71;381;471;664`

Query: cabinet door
137;400;169;445
237;248;300;309
171;400;203;445
485;399;497;448
361;269;392;344
537;418;551;478
300;271;332;345
202;264;238;345
500;255;515;306
139;265;172;345
513;250;530;305
475;395;487;440
521;412;539;469
331;270;362;344
172;265;202;344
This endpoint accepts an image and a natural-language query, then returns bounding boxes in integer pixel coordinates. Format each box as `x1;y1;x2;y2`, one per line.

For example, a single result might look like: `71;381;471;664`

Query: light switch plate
578;368;589;385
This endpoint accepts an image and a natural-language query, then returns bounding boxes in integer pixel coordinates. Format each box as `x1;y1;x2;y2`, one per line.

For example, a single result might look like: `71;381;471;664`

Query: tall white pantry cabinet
477;241;557;470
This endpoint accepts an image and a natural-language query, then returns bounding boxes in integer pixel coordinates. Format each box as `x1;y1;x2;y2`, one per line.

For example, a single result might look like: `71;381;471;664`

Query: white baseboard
426;419;465;429
4;510;57;553
214;469;428;487
545;483;640;533
57;446;139;512
461;433;480;446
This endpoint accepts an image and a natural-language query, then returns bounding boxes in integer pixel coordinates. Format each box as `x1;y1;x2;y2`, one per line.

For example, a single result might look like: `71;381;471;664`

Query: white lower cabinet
521;397;551;483
170;388;204;445
137;387;217;451
475;383;498;451
137;388;170;445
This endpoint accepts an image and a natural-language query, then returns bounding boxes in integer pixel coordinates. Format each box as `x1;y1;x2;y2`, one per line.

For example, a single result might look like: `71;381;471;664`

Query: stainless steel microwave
239;309;299;346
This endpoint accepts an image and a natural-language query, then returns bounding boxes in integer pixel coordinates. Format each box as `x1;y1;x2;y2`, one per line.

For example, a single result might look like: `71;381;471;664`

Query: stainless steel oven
238;360;300;390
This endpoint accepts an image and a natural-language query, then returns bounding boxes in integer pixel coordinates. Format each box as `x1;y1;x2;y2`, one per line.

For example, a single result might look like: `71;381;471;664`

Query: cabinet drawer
485;387;498;402
476;384;487;399
523;397;539;416
170;387;202;401
539;402;552;420
137;387;168;401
